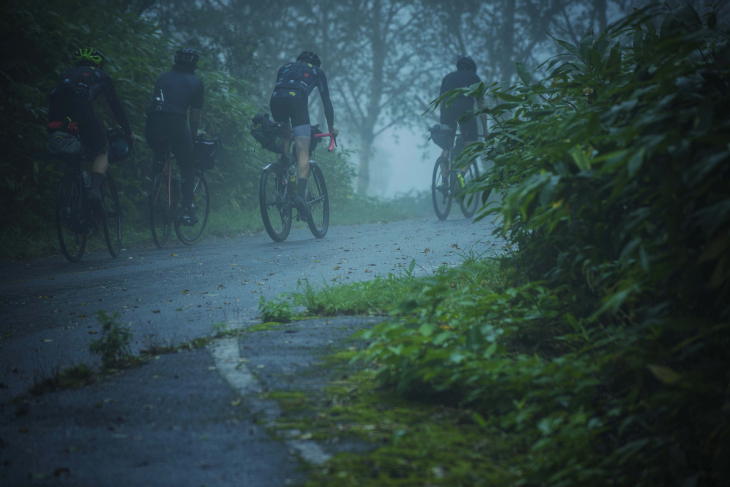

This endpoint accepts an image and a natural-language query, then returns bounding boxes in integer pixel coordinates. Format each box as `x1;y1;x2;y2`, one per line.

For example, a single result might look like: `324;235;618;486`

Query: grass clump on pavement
89;311;138;370
294;256;502;317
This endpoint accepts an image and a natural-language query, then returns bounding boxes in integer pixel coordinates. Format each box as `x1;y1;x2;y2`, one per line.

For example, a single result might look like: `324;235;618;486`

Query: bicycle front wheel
175;170;210;245
149;172;174;248
306;162;329;239
259;164;292;242
102;172;122;257
432;156;452;221
458;161;480;219
56;173;87;262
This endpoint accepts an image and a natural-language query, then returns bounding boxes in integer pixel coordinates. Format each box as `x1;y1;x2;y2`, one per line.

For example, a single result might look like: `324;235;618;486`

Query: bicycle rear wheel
101;172;122;257
175;170;210;245
432;156;452;221
56;173;87;262
149;172;174;248
259;164;292;242
306;162;329;239
458;161;480;218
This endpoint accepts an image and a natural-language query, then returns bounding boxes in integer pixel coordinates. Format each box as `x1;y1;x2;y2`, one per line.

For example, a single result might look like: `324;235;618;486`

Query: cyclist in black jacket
439;55;487;182
270;51;338;216
145;48;205;225
49;48;136;203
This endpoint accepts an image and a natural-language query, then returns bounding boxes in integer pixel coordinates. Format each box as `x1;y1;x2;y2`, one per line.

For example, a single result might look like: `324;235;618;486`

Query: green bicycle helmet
75;48;106;67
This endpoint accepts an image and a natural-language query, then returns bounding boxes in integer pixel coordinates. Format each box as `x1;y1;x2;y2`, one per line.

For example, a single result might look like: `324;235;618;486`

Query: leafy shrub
360;5;730;486
258;296;293;323
89;311;133;369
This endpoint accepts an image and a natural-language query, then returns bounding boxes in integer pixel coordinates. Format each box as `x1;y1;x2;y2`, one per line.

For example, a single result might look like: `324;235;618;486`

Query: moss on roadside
267;369;516;486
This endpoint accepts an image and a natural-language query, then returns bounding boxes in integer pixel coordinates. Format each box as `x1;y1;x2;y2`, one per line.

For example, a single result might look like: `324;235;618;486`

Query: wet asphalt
0;216;501;486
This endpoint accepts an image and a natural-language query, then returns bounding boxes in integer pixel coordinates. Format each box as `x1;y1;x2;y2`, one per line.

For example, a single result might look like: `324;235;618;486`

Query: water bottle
82;171;91;188
290;175;297;194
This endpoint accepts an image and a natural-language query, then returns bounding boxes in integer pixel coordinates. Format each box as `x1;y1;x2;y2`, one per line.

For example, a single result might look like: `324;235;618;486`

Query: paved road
0;216;500;485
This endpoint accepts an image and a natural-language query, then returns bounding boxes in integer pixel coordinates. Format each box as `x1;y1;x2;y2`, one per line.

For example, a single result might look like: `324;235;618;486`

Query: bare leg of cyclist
294;135;311;195
278;124;293;163
89;147;109;204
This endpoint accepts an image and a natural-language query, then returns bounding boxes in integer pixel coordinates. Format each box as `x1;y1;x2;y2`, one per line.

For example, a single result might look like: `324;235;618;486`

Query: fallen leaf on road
333;265;340;270
299;432;313;440
208;366;216;370
181;290;190;294
152;310;161;314
43;339;52;342
315;260;320;263
257;365;265;369
171;253;177;257
424;248;430;252
88;331;97;334
231;399;242;407
53;467;71;477
217;285;225;290
364;269;372;273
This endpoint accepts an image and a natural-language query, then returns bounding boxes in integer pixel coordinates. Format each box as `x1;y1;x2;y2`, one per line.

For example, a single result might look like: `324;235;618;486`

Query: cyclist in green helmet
48;48;136;204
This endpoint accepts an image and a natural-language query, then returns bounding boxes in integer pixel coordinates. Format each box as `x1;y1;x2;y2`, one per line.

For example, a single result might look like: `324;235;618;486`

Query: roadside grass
294;253;502;317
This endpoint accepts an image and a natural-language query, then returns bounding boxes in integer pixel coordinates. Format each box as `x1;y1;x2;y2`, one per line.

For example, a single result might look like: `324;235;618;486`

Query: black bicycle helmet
456;55;477;72
75;48;106;67
174;48;199;67
297;51;321;67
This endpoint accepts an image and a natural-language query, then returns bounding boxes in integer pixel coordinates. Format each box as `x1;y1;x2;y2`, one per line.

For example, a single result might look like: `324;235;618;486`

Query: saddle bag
46;131;82;160
250;113;284;154
428;124;455;150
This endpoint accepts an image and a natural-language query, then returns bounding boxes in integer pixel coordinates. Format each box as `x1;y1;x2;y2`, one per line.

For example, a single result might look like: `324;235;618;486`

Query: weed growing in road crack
89;311;135;369
258;296;293;323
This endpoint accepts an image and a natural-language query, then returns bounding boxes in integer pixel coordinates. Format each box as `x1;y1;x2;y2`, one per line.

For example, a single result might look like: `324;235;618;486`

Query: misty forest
1;0;729;485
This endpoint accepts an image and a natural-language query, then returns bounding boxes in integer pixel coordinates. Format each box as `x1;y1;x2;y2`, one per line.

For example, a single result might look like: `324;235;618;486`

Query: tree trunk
595;0;607;34
356;0;384;195
357;135;374;195
500;0;516;83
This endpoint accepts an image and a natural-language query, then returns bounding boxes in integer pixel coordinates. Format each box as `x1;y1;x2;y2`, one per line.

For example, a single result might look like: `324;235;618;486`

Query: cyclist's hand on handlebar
196;129;207;139
328;126;339;137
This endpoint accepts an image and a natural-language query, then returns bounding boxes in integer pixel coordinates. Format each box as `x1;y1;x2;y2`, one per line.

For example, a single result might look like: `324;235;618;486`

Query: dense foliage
357;5;730;486
0;0;360;257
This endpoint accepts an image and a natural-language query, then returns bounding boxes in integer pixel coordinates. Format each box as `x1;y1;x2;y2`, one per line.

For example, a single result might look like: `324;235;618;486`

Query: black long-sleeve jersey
439;69;482;125
147;68;205;119
272;61;334;128
50;63;132;136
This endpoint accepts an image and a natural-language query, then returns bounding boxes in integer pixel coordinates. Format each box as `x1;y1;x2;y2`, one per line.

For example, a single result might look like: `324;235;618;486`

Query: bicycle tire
306;162;329;239
432;156;452;221
102;172;122;257
259;164;292;242
149;172;173;248
56;173;87;262
458;161;480;218
175;170;210;245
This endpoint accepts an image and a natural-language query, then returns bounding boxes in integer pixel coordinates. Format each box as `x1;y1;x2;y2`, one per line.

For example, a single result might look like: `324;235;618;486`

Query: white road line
209;338;332;466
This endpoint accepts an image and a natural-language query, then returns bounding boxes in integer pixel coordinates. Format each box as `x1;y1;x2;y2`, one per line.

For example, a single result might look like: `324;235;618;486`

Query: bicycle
258;125;334;242
431;132;481;221
148;136;218;247
51;128;123;263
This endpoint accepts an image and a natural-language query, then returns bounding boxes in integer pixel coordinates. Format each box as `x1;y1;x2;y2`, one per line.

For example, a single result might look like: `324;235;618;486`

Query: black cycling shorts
270;92;310;131
49;95;107;158
144;113;194;172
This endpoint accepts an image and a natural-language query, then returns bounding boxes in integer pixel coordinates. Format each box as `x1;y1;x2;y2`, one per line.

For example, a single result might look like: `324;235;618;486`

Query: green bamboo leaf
516;62;530;86
646;364;681;385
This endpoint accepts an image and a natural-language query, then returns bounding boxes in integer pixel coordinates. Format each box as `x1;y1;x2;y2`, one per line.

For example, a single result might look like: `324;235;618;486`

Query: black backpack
250;113;284;154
